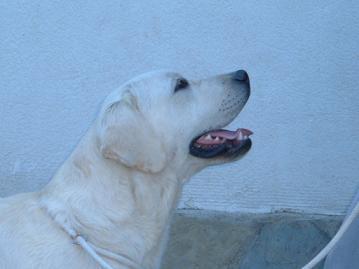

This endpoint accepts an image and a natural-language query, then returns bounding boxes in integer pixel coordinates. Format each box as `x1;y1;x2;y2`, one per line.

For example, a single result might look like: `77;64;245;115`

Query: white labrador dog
0;70;252;269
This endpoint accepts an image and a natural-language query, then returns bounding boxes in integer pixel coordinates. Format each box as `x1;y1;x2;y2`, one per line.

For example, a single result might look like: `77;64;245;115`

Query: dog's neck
40;126;183;267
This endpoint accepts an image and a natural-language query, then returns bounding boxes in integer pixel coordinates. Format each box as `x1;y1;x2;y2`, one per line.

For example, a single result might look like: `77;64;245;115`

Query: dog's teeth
214;137;220;141
204;134;212;140
238;132;243;141
244;135;248;140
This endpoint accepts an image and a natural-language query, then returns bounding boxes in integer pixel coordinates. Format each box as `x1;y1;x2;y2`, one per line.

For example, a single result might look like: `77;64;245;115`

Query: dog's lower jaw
40;128;183;269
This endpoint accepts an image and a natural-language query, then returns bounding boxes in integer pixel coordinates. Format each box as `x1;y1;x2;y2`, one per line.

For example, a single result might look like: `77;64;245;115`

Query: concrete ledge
163;210;342;269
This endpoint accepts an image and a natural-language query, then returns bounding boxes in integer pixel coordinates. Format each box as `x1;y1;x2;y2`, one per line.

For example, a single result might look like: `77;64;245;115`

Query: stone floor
162;210;342;269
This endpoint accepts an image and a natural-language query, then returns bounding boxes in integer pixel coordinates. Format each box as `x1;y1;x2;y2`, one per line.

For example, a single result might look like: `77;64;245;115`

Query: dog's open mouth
189;128;253;158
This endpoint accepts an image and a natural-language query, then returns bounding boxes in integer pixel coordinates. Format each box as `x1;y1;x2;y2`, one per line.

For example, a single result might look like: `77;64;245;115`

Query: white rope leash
87;241;140;269
302;202;359;269
49;200;359;269
75;235;115;269
62;225;140;269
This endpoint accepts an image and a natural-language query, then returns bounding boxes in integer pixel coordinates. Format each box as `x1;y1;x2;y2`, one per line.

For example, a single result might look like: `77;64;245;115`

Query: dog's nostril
232;70;249;82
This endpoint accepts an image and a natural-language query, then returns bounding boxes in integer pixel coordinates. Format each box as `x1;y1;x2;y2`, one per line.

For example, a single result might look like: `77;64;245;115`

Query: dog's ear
98;91;168;173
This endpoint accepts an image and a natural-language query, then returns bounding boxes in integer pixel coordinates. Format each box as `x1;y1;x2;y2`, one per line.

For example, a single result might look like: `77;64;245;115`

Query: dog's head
97;70;252;178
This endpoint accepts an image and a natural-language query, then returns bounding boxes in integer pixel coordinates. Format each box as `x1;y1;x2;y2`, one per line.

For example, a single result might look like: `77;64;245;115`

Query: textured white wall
1;0;358;214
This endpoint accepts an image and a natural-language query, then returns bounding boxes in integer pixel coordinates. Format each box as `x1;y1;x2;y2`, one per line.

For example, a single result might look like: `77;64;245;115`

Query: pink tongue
196;128;253;145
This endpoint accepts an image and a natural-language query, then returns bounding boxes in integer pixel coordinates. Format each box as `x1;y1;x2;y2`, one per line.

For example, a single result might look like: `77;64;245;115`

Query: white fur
0;70;250;269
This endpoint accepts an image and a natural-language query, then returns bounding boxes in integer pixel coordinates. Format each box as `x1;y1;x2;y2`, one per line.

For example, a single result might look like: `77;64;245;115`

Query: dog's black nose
232;70;249;83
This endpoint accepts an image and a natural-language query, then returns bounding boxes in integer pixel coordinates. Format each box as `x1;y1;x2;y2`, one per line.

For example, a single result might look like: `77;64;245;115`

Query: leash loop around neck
58;221;140;269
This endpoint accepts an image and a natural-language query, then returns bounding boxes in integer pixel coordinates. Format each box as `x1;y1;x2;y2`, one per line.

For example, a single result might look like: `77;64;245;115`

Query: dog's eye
174;78;189;93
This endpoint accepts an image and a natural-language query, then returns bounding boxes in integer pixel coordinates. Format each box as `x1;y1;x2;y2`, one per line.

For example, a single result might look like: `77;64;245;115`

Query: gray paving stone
162;210;342;269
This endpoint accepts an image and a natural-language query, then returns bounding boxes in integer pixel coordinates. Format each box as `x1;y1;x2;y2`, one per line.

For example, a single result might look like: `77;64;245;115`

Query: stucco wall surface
1;0;358;214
